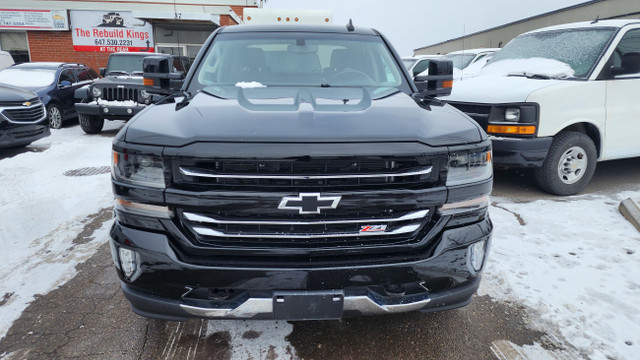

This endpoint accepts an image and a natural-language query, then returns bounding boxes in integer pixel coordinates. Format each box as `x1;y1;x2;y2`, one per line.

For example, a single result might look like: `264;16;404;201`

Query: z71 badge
359;225;387;232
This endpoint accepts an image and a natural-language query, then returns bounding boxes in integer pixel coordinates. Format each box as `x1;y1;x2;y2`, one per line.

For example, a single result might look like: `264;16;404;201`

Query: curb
619;198;640;232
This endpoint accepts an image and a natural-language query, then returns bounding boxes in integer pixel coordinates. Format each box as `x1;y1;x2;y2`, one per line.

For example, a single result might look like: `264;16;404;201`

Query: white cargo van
0;51;14;70
442;20;640;195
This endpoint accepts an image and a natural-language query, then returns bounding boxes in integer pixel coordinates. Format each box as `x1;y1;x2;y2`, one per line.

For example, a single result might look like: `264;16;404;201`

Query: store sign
70;10;154;53
0;9;69;30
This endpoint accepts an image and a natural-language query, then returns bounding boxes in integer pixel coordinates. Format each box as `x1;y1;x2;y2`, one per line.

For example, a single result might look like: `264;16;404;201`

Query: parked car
75;52;189;134
442;19;640;195
402;55;442;77
0;84;49;148
0;62;99;129
441;48;499;70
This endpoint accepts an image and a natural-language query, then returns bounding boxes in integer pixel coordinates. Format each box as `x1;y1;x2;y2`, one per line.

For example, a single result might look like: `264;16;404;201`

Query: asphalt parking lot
0;122;638;360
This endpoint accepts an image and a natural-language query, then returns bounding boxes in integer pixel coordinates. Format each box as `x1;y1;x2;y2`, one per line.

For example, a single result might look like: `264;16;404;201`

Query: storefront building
0;0;261;72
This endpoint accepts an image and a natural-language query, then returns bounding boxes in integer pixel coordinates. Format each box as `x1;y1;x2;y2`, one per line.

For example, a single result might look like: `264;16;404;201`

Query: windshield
441;53;476;69
488;28;616;78
191;32;403;91
402;58;417;70
106;55;146;75
0;69;56;88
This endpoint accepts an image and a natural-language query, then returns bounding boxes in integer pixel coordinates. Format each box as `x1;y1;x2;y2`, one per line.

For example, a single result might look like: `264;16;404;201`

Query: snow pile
0;122;124;340
480;57;575;79
236;81;267;88
482;192;640;359
94;98;139;107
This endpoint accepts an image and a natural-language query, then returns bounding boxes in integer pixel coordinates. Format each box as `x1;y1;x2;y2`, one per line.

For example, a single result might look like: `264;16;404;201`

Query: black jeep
75;52;189;134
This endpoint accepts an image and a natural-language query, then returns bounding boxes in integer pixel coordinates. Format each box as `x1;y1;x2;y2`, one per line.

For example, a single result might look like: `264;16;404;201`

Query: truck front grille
178;208;433;250
173;156;443;191
102;87;139;102
447;102;491;129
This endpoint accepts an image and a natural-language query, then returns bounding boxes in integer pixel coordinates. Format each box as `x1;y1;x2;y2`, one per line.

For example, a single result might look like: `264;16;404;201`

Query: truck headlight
487;104;538;136
112;150;165;188
446;148;492;186
504;107;520;121
92;86;102;98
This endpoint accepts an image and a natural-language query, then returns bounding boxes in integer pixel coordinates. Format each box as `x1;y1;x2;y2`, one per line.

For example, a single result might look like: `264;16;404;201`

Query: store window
154;24;216;62
0;32;29;63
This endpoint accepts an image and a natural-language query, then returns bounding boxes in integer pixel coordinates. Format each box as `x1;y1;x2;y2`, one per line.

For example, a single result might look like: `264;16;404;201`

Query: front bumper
75;102;145;120
109;215;492;321
490;135;552;168
0;121;50;148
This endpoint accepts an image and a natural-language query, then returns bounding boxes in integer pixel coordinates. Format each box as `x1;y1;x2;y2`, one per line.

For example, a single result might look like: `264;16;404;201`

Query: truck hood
441;75;562;103
121;87;484;147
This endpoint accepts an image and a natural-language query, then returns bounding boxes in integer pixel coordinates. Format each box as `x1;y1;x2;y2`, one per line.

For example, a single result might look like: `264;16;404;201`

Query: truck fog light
469;240;487;272
103;108;109;113
127;108;132;114
119;247;139;278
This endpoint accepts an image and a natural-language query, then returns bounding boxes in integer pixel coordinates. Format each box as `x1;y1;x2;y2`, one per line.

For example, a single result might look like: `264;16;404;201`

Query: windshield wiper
106;70;129;76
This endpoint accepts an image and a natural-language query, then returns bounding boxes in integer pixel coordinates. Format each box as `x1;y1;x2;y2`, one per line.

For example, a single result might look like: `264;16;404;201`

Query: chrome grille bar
191;223;422;239
179;166;432;180
183;209;429;226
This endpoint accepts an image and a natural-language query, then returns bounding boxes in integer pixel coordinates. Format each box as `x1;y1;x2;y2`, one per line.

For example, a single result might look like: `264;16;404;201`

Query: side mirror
99;68;106;77
143;56;185;95
610;52;640;77
59;80;72;88
414;59;453;97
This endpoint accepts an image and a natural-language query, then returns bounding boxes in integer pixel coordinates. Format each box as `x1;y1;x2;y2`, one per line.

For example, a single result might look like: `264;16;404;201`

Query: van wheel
79;113;104;134
48;104;63;129
534;131;597;196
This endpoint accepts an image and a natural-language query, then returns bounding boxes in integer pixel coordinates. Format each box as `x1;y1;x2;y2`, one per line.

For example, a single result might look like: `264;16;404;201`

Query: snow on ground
0;121;124;340
482;192;640;360
205;320;297;360
1;120;640;360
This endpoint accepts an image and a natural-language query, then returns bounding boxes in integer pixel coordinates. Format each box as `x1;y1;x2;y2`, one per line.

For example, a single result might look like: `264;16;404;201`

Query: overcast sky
263;0;589;55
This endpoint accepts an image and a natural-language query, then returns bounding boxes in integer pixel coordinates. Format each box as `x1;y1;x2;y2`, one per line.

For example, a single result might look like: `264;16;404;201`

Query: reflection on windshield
107;56;146;75
402;59;417;70
489;28;615;78
0;69;56;88
442;54;476;69
192;33;404;91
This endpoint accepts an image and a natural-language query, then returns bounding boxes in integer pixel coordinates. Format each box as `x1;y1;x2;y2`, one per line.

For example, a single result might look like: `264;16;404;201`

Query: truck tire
79;113;104;134
534;131;597;196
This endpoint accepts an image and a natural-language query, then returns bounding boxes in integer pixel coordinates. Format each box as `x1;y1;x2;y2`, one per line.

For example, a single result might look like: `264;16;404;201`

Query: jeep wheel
48;104;63;129
534;131;597;196
79;113;104;134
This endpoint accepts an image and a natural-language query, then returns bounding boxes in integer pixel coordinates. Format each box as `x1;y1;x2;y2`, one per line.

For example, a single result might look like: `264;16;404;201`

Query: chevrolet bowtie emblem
22;102;31;106
278;193;341;214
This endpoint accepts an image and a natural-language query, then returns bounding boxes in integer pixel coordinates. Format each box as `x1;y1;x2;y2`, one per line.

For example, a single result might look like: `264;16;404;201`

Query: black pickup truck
109;23;493;321
75;52;189;134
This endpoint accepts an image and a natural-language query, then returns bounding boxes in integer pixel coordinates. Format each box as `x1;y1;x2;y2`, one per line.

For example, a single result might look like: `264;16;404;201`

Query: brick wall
28;31;110;73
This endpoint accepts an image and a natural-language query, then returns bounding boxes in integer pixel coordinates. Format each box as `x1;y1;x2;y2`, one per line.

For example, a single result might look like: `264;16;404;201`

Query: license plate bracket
273;291;344;320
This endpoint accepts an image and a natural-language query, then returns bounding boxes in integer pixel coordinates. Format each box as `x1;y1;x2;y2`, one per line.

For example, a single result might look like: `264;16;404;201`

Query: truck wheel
79;113;104;134
534;131;597;196
48;104;63;129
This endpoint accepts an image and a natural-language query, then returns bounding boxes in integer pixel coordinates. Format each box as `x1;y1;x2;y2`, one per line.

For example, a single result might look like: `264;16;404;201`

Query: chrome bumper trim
179;293;431;318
